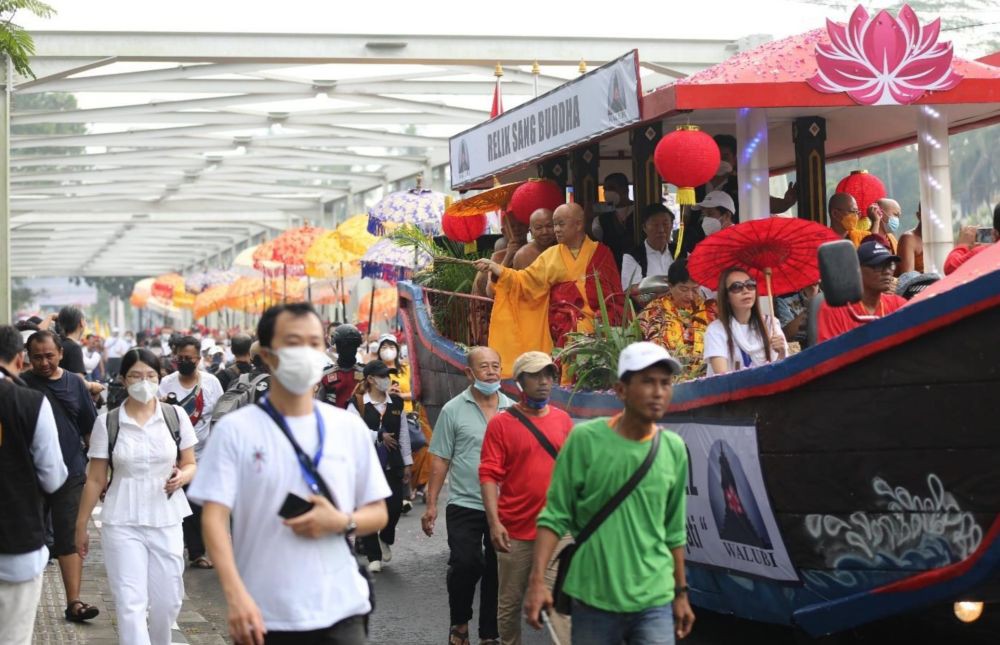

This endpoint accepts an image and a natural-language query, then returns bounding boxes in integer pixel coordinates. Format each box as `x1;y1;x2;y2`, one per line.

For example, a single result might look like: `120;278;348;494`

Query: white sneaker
367;560;382;573
379;539;393;563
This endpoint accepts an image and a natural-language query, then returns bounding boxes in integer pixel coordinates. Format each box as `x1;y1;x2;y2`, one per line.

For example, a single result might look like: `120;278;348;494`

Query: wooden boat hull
398;270;1000;635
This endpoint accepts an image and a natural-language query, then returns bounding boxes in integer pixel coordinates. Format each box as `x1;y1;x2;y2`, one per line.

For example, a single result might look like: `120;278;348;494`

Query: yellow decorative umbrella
332;214;379;257
194;284;231;319
305;232;363;279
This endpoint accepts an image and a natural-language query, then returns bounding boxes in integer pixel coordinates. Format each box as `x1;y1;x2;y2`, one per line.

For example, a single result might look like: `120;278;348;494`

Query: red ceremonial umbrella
688;217;841;318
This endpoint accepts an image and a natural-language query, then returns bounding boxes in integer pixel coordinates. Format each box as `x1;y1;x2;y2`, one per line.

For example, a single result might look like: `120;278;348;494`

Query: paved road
181;495;998;645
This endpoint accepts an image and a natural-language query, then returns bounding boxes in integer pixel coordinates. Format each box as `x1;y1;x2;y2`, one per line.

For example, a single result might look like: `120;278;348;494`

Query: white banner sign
450;51;642;188
670;421;799;582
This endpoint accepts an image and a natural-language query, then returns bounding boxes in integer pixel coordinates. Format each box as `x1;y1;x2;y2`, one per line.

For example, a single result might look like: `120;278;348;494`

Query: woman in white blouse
703;267;788;376
75;348;197;645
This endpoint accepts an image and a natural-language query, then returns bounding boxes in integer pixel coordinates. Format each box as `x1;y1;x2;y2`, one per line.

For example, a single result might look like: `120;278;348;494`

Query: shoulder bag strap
507;407;558;460
161;404;182;460
575;430;661;547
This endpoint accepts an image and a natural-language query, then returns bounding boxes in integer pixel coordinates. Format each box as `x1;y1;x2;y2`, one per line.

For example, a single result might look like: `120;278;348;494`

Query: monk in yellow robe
475;203;624;377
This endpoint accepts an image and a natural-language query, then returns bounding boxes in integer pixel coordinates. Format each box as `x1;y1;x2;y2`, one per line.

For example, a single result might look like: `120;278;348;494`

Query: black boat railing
422;287;494;347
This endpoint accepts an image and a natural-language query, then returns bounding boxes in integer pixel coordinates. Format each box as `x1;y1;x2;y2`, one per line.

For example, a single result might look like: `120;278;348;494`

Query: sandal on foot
448;625;470;645
65;600;99;622
191;556;214;569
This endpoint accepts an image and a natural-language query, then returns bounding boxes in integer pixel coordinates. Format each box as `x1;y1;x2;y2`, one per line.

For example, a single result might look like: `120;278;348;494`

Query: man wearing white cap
524;342;695;644
694;190;737;238
480;351;573;645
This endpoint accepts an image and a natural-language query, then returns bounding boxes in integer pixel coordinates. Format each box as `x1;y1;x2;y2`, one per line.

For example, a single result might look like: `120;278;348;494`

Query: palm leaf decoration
0;0;56;79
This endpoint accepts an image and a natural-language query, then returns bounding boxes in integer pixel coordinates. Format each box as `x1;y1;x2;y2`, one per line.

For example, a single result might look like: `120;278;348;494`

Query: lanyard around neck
258;397;326;495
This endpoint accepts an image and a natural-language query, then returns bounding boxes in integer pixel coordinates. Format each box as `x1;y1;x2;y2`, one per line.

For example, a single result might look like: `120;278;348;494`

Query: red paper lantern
836;170;886;213
653;125;720;205
442;212;486;243
508;179;564;225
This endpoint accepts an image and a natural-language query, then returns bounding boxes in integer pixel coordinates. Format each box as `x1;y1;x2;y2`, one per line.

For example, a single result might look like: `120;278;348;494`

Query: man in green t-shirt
524;342;696;644
422;347;513;645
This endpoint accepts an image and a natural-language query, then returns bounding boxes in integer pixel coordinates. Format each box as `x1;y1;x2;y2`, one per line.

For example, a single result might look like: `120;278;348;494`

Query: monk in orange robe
475;203;624;377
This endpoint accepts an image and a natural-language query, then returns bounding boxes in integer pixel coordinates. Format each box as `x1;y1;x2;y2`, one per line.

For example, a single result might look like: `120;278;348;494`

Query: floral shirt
638;293;718;380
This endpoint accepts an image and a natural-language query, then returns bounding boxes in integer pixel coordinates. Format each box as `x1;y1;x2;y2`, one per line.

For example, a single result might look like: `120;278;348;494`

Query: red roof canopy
644;29;1000;117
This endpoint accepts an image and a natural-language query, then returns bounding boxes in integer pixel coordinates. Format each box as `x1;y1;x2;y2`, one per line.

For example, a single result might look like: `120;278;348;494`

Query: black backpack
106;404;181;486
211;372;270;428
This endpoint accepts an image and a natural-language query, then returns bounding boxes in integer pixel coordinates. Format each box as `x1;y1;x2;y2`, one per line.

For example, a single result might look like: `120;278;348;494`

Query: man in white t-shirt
188;303;389;645
158;335;224;569
103;328;132;379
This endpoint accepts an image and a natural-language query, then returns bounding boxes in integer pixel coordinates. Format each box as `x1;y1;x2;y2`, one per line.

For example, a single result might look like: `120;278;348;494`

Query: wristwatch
344;515;358;536
676;585;689;595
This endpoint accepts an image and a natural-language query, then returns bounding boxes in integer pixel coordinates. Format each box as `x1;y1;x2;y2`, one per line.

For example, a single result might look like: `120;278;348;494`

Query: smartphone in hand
278;492;314;519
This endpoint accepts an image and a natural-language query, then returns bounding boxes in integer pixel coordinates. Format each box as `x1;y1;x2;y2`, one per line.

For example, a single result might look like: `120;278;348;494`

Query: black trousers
446;504;498;639
264;615;366;645
362;467;404;562
182;486;205;561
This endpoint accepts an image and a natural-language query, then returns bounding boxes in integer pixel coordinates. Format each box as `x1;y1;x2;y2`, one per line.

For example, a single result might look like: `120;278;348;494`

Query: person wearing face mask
479;352;573;645
867;198;902;256
75;348;197;645
158;326;174;358
694;190;737;238
189;303;389;644
158;336;224;570
348;360;411;574
828;192;860;239
422;346;513;645
593;172;636;269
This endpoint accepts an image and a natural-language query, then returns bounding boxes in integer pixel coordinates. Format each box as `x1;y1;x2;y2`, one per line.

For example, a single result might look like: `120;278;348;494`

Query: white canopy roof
10;30;740;277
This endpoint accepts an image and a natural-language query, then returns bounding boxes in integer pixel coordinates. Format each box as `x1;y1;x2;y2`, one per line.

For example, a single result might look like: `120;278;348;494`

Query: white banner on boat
450;51;642;188
670;421;799;582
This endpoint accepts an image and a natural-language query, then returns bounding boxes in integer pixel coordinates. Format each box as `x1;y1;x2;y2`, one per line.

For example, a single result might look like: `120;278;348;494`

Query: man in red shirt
817;239;908;343
480;351;572;645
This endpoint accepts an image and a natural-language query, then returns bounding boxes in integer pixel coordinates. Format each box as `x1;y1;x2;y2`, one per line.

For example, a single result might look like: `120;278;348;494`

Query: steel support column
0;56;10;321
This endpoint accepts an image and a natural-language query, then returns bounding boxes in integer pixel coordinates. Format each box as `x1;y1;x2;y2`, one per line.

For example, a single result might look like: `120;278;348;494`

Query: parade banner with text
450;51;642;188
670;421;799;582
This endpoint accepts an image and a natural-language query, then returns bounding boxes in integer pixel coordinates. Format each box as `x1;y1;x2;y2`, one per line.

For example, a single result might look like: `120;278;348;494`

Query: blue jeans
571;600;675;645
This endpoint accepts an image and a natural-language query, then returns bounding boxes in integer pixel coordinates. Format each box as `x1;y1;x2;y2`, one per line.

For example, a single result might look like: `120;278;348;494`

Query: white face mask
372;376;391;393
604;190;620;207
379;347;398;362
702;216;723;237
271;346;328;395
127;380;159;404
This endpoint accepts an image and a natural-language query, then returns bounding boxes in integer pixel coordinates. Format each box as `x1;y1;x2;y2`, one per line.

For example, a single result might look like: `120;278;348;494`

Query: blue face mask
887;215;900;233
473;379;502;395
522;395;549;410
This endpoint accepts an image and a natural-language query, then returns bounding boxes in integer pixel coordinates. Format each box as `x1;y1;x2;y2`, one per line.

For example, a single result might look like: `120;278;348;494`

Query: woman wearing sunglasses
703;267;788;376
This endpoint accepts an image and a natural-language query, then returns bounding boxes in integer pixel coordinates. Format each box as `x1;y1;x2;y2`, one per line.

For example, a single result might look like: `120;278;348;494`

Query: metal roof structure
1;30;743;305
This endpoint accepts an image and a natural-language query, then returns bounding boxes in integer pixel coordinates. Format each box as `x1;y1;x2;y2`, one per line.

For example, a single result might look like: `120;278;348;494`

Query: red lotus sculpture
807;4;963;106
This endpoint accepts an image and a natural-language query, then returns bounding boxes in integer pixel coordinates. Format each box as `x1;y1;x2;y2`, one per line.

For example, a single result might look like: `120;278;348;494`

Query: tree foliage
0;1;55;79
70;276;137;301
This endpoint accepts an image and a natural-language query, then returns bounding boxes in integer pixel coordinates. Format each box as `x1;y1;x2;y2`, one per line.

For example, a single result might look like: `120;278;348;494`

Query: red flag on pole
491;63;504;118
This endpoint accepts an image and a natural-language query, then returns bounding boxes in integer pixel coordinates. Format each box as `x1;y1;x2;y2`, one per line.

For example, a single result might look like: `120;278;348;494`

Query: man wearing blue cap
817;239;908;343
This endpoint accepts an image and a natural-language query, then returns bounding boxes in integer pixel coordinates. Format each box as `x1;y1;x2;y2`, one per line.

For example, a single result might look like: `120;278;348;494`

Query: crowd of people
1;131;996;645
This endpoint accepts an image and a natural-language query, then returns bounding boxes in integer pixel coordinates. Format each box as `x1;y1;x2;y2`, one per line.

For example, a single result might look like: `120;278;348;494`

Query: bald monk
475;203;624;377
513;208;556;270
868;197;902;255
473;215;528;297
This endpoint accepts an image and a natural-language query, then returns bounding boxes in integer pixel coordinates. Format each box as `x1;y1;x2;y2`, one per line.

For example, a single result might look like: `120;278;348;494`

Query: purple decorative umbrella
361;239;432;284
367;188;445;237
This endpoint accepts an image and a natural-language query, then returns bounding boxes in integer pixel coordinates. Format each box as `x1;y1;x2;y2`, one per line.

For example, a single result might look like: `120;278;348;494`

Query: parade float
397;4;1000;637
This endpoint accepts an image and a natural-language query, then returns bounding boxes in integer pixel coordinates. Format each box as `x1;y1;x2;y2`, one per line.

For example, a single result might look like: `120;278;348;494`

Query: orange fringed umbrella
269;277;308;303
151;273;185;300
311;280;351;306
270;225;327;276
194;284;231;319
444;180;525;217
225;277;265;311
130;278;155;308
252;241;284;276
357;286;398;322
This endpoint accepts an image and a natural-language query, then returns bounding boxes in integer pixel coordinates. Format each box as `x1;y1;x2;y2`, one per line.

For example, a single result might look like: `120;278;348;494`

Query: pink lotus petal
863;10;908;73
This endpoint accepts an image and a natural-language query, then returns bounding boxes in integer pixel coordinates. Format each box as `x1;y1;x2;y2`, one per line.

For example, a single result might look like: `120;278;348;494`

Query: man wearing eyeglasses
816;240;908;343
828;193;859;238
